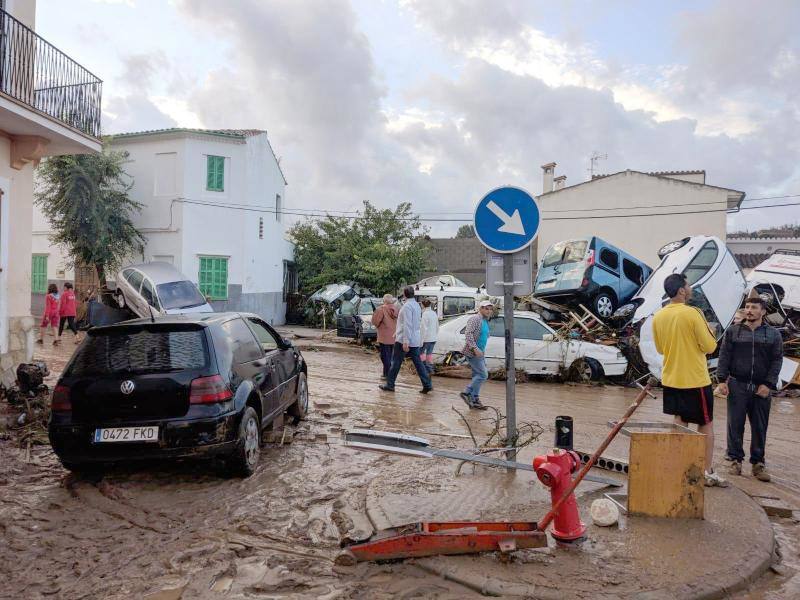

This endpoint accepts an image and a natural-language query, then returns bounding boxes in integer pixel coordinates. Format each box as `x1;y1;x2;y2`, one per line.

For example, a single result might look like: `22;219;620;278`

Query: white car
746;249;800;314
413;275;486;321
115;262;214;318
432;310;628;380
620;236;746;379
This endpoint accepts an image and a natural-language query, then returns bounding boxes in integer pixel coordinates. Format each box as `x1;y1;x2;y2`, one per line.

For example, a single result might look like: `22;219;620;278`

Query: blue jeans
421;341;436;373
386;343;432;389
465;355;488;399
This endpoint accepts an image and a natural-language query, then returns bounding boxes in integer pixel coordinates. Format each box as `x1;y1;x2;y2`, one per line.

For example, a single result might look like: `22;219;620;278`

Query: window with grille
31;255;47;293
259;217;264;239
198;256;228;300
206;155;225;192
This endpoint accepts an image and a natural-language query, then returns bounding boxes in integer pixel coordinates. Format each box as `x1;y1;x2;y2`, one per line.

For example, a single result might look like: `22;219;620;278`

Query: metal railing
0;9;102;138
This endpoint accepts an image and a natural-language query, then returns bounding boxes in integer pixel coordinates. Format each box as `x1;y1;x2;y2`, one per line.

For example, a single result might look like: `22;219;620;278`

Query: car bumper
49;412;240;464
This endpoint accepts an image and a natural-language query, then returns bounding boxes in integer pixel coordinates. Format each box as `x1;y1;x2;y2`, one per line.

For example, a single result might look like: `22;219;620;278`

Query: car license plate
538;281;556;289
94;426;159;443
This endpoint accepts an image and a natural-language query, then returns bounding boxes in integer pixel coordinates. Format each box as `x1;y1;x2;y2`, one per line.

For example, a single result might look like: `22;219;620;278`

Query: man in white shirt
379;286;433;394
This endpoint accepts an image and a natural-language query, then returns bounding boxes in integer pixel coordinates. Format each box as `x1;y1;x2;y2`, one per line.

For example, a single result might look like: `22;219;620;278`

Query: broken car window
683;241;718;286
542;240;588;268
443;296;475;316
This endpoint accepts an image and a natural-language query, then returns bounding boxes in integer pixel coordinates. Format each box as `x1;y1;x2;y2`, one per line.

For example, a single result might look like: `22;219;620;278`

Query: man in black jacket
716;297;784;481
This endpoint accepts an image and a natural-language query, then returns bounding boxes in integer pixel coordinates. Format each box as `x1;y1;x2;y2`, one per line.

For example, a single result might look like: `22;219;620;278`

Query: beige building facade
0;0;102;385
535;166;744;267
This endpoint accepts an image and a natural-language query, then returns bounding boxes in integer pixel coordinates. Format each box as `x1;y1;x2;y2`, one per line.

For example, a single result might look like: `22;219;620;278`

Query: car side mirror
281;338;294;349
542;333;554;341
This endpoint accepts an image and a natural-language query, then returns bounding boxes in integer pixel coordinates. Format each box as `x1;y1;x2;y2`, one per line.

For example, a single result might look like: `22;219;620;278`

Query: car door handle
253;360;267;367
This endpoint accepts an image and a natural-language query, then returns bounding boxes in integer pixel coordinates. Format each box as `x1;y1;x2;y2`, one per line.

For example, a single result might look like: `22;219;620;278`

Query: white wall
536;171;731;265
32;131;294;320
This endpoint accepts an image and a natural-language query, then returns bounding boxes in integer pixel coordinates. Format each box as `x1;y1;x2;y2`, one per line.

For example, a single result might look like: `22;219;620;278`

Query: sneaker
52;339;60;346
419;387;433;394
725;459;742;476
378;384;395;392
472;399;488;411
752;463;771;482
704;469;729;488
460;392;475;408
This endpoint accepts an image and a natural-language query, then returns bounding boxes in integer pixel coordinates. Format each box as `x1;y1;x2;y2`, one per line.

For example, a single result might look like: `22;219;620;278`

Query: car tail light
581;278;589;288
585;249;595;266
52;385;72;412
190;375;233;404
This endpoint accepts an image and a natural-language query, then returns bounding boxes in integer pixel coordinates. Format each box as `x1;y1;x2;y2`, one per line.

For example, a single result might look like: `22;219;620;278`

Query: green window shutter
215;156;225;191
206;156;225;191
198;257;228;300
31;255;47;294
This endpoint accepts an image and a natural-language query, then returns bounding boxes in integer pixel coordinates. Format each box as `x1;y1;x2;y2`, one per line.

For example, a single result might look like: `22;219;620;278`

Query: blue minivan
534;237;653;318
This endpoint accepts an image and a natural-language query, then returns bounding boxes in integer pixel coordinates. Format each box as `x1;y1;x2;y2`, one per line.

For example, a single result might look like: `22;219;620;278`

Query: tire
593;291;616;319
570;357;603;382
657;238;690;258
287;372;309;424
355;328;364;346
228;407;261;477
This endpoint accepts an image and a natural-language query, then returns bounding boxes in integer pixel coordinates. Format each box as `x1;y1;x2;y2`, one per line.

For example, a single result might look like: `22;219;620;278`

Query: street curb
632;486;775;600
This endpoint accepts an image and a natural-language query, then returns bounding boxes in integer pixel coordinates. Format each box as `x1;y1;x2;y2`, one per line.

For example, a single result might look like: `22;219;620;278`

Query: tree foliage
35;146;145;285
289;201;431;295
455;224;476;238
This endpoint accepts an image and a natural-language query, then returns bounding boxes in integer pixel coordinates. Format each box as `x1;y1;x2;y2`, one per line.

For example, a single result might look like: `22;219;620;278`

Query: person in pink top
37;283;60;345
371;294;399;379
56;282;80;345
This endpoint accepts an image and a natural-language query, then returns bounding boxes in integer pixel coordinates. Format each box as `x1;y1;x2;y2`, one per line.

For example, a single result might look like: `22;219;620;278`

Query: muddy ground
1;328;798;599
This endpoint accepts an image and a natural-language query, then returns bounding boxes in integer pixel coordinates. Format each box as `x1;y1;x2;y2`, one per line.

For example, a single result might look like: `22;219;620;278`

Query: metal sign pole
503;254;517;464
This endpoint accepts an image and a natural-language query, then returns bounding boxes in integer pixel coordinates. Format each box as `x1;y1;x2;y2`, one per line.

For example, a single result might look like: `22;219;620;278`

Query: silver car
115;262;214;318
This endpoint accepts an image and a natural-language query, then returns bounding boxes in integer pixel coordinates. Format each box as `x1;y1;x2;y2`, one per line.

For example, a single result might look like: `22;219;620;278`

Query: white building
0;0;102;385
32;128;295;325
535;164;745;265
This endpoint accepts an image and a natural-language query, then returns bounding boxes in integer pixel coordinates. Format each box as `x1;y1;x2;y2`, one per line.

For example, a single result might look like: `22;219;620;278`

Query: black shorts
663;385;714;425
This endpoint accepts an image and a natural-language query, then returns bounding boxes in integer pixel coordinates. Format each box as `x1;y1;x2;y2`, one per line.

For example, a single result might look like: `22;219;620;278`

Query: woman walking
372;294;399;379
56;282;80;345
420;298;438;374
37;284;60;345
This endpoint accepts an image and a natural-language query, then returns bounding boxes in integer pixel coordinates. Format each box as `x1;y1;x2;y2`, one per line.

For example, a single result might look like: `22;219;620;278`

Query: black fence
0;9;102;138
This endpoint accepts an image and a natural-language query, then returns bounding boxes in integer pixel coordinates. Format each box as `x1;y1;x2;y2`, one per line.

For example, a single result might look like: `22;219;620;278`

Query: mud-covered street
1;331;799;599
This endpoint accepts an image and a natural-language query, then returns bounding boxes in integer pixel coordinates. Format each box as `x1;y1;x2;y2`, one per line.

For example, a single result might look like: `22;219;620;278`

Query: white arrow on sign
486;200;526;236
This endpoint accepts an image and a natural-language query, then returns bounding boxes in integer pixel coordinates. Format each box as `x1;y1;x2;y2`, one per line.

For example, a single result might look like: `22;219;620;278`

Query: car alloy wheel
299;375;309;413
244;415;260;468
595;295;614;318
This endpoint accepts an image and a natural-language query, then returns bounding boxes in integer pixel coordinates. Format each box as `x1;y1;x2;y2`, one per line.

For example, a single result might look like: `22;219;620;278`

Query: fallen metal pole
537;380;653;532
343;429;622;487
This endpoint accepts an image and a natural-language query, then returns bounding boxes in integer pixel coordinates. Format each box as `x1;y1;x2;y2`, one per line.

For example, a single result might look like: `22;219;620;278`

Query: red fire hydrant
533;449;587;542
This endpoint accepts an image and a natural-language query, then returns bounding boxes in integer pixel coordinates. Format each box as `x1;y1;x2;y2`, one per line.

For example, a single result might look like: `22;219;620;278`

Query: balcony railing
0;9;102;138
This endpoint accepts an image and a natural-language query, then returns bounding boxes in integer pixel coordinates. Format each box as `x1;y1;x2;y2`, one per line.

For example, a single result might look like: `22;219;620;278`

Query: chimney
554;175;567;191
541;162;556;194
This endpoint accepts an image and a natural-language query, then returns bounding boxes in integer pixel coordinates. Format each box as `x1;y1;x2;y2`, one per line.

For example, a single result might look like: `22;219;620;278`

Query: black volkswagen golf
48;312;308;477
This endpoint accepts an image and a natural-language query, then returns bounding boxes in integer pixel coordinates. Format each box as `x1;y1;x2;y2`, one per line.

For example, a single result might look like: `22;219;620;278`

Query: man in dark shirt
716;297;784;482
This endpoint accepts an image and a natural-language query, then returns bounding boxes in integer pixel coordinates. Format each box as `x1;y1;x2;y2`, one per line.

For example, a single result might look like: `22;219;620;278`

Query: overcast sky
39;0;800;236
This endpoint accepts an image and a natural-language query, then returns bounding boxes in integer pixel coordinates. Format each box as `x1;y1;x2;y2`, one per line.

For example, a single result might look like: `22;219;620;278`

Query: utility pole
587;152;608;179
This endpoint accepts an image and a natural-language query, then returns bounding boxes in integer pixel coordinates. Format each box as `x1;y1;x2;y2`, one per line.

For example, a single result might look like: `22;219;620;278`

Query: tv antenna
588;152;608;178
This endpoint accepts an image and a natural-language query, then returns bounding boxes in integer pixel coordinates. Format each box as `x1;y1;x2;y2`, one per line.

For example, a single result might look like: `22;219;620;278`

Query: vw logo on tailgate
120;380;136;395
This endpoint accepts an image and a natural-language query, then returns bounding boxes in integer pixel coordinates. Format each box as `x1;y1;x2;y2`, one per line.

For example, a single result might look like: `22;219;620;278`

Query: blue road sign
473;186;540;254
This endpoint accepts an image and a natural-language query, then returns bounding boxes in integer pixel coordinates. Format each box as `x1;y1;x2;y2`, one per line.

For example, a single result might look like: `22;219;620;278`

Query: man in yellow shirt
652;273;728;487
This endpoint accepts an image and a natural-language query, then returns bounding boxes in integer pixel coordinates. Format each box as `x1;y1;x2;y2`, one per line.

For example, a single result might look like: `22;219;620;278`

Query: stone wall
0;316;36;387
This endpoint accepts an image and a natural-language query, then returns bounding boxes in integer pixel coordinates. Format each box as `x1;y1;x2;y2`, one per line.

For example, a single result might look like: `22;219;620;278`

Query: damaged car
746;249;800;320
336;296;381;344
49;312;308;477
432;310;628;380
115;262;213;318
617;235;747;379
534;237;653;319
